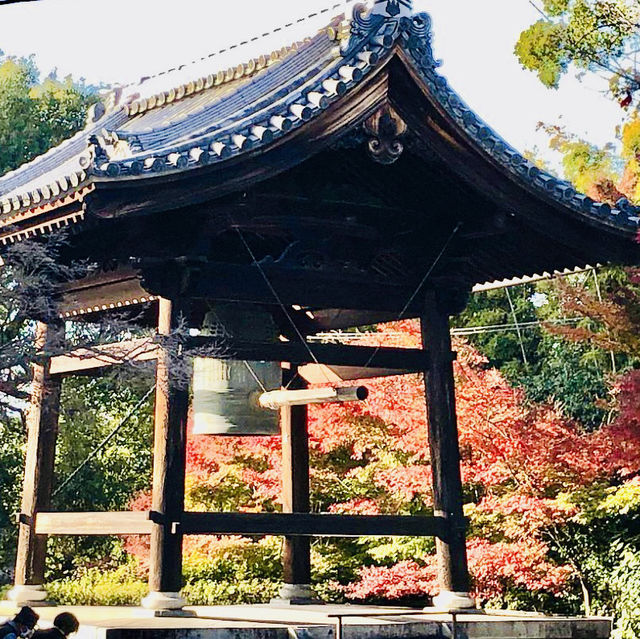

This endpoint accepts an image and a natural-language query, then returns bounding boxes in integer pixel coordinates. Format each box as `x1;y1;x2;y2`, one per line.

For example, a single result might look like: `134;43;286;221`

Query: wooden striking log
259;385;367;409
180;512;445;537
148;298;189;595
35;511;153;535
49;337;158;376
281;369;311;587
422;290;471;595
14;322;62;591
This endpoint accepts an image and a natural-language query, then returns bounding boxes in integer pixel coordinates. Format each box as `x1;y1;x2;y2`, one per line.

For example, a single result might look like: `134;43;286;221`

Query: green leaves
0;56;94;177
515;20;569;88
515;1;639;100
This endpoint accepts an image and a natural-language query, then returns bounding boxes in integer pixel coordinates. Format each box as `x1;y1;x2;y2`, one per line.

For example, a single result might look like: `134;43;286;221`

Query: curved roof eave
392;15;639;238
0;0;638;241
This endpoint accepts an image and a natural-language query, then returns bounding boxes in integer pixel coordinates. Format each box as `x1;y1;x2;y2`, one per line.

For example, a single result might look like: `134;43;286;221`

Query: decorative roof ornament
0;0;638;239
369;0;413;19
364;104;408;165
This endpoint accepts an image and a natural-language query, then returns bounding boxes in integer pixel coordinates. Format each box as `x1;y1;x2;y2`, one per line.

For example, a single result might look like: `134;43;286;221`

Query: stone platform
0;602;612;639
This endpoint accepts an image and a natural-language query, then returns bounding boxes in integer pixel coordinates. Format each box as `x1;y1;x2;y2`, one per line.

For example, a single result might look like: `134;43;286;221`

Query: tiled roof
0;0;638;235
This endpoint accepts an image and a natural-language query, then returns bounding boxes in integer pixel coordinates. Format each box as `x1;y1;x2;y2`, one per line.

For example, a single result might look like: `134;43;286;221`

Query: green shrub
609;547;640;639
182;537;282;582
183;578;279;605
46;564;147;606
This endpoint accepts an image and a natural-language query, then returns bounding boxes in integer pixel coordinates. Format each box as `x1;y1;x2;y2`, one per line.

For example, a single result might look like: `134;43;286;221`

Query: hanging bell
192;305;282;436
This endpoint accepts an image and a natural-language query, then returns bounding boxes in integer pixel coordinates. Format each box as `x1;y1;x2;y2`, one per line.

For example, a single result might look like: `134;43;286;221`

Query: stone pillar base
6;584;55;607
140;591;194;616
270;583;323;605
430;590;477;611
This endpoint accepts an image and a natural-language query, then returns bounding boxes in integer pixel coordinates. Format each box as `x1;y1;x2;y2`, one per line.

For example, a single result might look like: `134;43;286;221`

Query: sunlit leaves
516;20;569;88
0;55;94;176
515;1;639;102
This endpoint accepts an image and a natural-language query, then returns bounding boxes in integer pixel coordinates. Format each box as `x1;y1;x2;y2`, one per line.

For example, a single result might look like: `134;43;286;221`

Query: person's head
12;607;38;634
52;614;78;637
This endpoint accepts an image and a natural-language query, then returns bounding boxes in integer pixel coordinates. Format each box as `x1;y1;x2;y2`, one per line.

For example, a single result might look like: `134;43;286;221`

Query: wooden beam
35;511;153;535
49;337;158;376
281;369;311;587
59;268;153;316
149;298;189;595
49;338;423;378
140;261;424;313
31;511;444;538
180;512;444;537
188;338;428;371
422;290;470;594
14;322;62;590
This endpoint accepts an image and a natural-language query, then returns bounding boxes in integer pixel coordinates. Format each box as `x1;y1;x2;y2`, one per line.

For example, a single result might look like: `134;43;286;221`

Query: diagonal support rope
505;287;528;366
363;221;462;368
53;385;155;498
234;227;334;388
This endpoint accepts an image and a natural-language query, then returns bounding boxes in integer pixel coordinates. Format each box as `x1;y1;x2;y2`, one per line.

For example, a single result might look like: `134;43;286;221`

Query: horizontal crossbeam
34;511;153;535
33;511;445;538
49;337;158;376
141;261;425;313
188;338;429;371
180;512;444;537
48;338;428;377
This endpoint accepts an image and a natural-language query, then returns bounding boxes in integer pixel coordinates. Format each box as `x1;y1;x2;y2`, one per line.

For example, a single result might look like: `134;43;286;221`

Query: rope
52;385;155;498
308;317;583;339
505;287;528;365
363;222;462;368
242;359;267;392
233;227;334;388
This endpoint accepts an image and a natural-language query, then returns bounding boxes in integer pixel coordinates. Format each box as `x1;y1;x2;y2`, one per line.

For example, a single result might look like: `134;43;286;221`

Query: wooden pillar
275;366;317;603
421;290;474;609
142;298;190;611
9;321;62;605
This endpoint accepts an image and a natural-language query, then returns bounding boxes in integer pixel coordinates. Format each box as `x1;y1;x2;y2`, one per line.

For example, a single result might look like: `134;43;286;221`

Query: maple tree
121;320;640;617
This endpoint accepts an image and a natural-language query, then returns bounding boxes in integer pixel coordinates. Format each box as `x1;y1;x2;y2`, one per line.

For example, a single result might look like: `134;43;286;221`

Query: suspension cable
53;385;155;498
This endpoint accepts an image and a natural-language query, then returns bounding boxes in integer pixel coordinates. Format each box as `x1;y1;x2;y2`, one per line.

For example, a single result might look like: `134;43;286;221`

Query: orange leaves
124;319;640;604
467;539;573;599
345;560;438;601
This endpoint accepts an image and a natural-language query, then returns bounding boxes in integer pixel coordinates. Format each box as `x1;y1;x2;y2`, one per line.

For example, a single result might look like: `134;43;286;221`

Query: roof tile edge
396;10;639;232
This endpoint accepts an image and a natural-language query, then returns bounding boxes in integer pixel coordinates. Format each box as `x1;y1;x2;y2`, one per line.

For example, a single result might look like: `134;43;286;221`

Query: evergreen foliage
0;54;95;176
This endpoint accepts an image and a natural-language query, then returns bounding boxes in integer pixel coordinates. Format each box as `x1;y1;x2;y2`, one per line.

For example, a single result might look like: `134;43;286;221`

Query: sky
0;0;625;164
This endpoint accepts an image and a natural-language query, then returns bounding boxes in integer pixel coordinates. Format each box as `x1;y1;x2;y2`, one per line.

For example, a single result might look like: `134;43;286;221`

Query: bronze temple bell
192;305;282;436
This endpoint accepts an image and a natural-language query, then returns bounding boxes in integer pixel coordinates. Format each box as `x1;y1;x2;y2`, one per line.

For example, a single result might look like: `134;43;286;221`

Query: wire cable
233;227;334;388
52;385;155;498
363;222;462;368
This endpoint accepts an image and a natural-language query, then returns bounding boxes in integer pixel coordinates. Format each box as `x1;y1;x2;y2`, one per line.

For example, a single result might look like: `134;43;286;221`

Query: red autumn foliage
466;539;573;599
345;560;439;600
126;319;640;602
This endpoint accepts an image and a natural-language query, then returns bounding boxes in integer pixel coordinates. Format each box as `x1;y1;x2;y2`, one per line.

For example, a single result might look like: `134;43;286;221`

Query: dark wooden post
142;298;190;612
9;321;62;605
274;366;318;604
421;290;475;609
